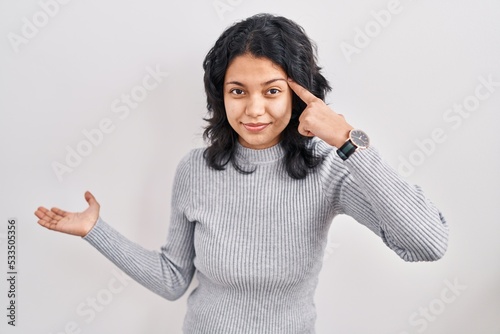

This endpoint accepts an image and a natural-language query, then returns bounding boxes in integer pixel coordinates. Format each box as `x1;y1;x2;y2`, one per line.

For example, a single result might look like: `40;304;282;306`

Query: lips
242;123;270;132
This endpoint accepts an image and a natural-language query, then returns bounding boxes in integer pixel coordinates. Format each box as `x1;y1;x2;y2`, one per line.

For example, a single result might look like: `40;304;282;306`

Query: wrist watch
336;129;370;161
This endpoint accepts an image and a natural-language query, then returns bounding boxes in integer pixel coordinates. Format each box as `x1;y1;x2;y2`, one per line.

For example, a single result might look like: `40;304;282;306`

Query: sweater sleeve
82;152;196;300
317;142;449;262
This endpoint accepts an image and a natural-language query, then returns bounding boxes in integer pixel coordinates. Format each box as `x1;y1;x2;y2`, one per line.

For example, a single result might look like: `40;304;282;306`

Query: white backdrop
1;0;499;333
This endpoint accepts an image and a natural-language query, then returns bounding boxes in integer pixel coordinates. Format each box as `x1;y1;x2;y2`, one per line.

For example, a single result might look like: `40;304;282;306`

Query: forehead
225;54;287;82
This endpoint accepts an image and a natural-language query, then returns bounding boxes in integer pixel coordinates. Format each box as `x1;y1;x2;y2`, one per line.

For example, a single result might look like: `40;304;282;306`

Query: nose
245;96;266;118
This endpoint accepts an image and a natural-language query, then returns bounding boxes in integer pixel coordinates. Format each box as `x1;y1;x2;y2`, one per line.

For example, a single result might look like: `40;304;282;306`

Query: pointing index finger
287;78;319;104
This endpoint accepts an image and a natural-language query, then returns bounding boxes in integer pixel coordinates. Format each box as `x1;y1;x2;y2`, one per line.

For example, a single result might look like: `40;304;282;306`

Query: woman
34;13;449;333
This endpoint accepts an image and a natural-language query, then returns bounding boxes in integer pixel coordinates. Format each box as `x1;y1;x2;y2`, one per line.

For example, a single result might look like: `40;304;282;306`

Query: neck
235;141;285;164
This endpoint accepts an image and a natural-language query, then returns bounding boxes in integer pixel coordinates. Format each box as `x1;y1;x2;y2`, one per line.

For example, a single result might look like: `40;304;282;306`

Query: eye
267;88;281;95
230;88;245;95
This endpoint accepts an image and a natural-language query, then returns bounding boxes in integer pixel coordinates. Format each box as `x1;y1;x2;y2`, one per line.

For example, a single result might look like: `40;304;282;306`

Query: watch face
350;129;370;149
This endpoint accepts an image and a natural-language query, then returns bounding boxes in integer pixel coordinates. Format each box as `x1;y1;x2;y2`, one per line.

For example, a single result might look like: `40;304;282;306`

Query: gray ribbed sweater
83;139;448;333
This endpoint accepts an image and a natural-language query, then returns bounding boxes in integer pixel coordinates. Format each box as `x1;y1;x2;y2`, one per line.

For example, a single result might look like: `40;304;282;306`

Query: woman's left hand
287;78;353;148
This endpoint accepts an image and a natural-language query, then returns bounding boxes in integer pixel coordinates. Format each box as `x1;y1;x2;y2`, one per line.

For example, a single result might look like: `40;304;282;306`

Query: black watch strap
336;140;357;161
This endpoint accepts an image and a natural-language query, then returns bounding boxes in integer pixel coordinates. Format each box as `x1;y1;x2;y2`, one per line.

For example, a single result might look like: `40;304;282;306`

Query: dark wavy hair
202;13;331;179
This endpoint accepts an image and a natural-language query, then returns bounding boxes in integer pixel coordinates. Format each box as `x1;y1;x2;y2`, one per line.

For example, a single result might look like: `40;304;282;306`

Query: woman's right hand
34;191;100;237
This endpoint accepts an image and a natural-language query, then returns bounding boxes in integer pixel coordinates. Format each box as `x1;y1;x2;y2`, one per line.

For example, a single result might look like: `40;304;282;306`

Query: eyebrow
225;78;287;86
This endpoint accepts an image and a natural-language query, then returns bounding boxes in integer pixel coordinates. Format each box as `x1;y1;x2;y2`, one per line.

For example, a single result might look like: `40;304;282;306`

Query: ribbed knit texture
83;139;448;333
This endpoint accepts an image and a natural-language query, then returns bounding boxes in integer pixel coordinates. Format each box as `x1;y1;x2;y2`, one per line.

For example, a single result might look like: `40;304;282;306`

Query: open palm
34;191;100;237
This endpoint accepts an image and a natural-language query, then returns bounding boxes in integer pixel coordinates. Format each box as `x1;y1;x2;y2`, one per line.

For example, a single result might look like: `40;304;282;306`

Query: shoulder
174;147;209;176
309;138;344;170
171;147;207;193
307;138;352;186
179;147;206;163
310;137;385;171
310;137;335;158
176;146;205;167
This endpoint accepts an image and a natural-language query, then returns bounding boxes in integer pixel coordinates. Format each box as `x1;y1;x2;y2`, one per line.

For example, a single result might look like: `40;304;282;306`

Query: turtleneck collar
234;141;285;164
